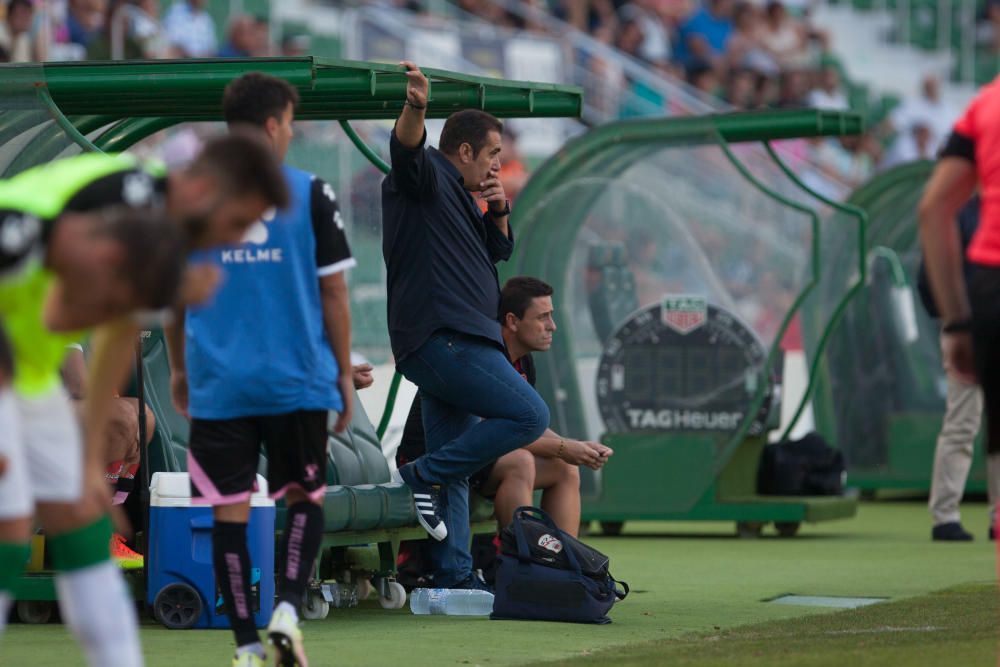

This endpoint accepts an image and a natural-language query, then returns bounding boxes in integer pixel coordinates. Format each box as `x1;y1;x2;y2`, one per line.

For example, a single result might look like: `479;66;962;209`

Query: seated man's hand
352;363;374;390
559;440;607;471
588;442;614;464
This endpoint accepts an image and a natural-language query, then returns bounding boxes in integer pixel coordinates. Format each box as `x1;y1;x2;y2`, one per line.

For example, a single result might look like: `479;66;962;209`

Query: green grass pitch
3;499;996;666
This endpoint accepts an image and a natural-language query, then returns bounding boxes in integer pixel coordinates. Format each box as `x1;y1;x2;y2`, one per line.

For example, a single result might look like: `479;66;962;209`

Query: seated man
61;344;155;568
397;277;612;555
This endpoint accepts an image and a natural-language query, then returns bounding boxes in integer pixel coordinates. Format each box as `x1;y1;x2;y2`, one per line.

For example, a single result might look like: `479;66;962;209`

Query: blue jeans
397;330;550;585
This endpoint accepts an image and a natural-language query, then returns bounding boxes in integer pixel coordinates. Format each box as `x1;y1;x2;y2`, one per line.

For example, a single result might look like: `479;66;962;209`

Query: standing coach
382;61;549;589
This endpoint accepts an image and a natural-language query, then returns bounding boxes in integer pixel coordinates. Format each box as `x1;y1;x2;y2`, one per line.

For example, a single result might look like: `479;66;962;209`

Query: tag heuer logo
662;296;707;335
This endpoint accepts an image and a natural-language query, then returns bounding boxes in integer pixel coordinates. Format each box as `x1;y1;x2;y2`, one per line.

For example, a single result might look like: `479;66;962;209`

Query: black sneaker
452;572;493;594
396;463;448;542
932;522;973;541
989;525;995;541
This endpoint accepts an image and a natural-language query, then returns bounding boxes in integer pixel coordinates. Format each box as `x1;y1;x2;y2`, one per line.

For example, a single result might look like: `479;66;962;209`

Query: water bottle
409;588;495;616
322;582;359;609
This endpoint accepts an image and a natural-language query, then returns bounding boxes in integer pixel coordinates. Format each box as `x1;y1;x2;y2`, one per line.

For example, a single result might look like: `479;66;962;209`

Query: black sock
212;521;259;647
277;502;324;611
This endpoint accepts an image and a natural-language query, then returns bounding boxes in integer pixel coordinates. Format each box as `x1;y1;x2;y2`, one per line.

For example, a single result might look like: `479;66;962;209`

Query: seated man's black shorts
188;410;329;504
469;462;497;498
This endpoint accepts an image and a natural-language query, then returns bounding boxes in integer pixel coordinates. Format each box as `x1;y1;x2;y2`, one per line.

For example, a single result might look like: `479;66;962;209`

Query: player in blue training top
165;73;355;667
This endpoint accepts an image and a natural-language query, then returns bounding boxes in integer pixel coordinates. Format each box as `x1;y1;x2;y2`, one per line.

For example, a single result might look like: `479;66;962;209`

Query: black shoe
989;525;995;541
452;572;493;594
397;463;448;541
932;522;973;541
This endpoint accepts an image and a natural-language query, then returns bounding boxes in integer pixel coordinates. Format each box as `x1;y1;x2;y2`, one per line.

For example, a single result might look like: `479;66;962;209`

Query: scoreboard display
596;296;772;435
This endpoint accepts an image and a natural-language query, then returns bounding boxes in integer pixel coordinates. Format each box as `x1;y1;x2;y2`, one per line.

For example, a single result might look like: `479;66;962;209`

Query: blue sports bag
490;506;628;624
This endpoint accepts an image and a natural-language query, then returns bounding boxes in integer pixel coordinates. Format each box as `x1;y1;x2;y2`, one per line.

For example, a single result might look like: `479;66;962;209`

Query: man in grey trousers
919;196;999;540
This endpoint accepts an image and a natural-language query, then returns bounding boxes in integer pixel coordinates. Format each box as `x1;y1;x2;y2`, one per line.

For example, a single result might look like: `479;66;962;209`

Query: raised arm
395;60;428;149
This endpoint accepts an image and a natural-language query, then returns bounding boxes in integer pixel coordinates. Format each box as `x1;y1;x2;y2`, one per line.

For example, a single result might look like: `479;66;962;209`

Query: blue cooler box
147;472;275;629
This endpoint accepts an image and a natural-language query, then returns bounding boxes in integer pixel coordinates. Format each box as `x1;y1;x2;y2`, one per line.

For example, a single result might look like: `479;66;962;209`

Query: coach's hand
942;331;977;383
401;60;428;109
481;171;508;215
333;373;354;433
171;370;190;419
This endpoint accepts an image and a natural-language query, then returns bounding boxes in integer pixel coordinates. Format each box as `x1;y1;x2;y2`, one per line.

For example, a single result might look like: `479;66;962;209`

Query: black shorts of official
969;264;1000;455
188;410;329;504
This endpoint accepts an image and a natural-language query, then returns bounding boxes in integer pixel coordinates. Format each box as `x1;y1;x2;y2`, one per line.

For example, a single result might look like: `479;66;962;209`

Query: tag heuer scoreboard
595;296;773;435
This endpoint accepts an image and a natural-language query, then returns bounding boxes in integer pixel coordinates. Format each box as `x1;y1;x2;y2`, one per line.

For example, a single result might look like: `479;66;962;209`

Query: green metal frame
762;143;870;443
504;109;865;529
505;109;864;451
806;159;969;493
0;57;581;122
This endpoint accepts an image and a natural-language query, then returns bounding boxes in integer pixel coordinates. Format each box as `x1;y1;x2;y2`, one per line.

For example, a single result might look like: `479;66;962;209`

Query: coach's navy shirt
381;130;514;363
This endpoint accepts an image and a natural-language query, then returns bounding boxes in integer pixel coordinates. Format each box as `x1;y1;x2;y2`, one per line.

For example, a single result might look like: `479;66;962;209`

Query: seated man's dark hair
439;109;504;157
222;72;301;127
95;206;187;310
500;276;554;321
188;132;290;210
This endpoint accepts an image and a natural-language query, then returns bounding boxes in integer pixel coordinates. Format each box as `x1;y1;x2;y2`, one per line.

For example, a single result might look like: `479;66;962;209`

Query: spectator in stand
87;0;172;60
555;0;618;35
687;60;720;96
65;0;105;48
0;0;37;62
890;75;953;154
619;0;671;66
280;33;309;57
675;0;735;70
615;14;645;59
776;68;810;107
725;67;758;108
881;121;936;171
163;0;216;57
760;0;809;68
216;14;256;58
806;64;849;110
727;2;779;77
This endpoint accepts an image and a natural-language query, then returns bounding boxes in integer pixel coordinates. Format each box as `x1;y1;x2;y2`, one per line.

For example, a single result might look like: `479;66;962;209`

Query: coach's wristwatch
488;199;511;218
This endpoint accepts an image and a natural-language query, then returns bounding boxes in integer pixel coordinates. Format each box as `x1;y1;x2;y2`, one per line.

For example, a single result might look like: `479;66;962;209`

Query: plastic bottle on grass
409;588;494;616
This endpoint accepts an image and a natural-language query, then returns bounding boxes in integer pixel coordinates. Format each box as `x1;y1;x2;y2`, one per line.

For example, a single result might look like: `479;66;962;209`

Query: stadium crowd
0;0;307;63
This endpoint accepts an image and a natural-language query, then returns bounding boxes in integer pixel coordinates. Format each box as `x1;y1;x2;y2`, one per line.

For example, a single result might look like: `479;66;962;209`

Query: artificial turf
2;499;995;666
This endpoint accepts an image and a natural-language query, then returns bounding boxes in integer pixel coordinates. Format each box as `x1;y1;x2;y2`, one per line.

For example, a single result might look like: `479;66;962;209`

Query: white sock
55;560;144;667
236;641;266;658
0;591;11;635
275;600;298;622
